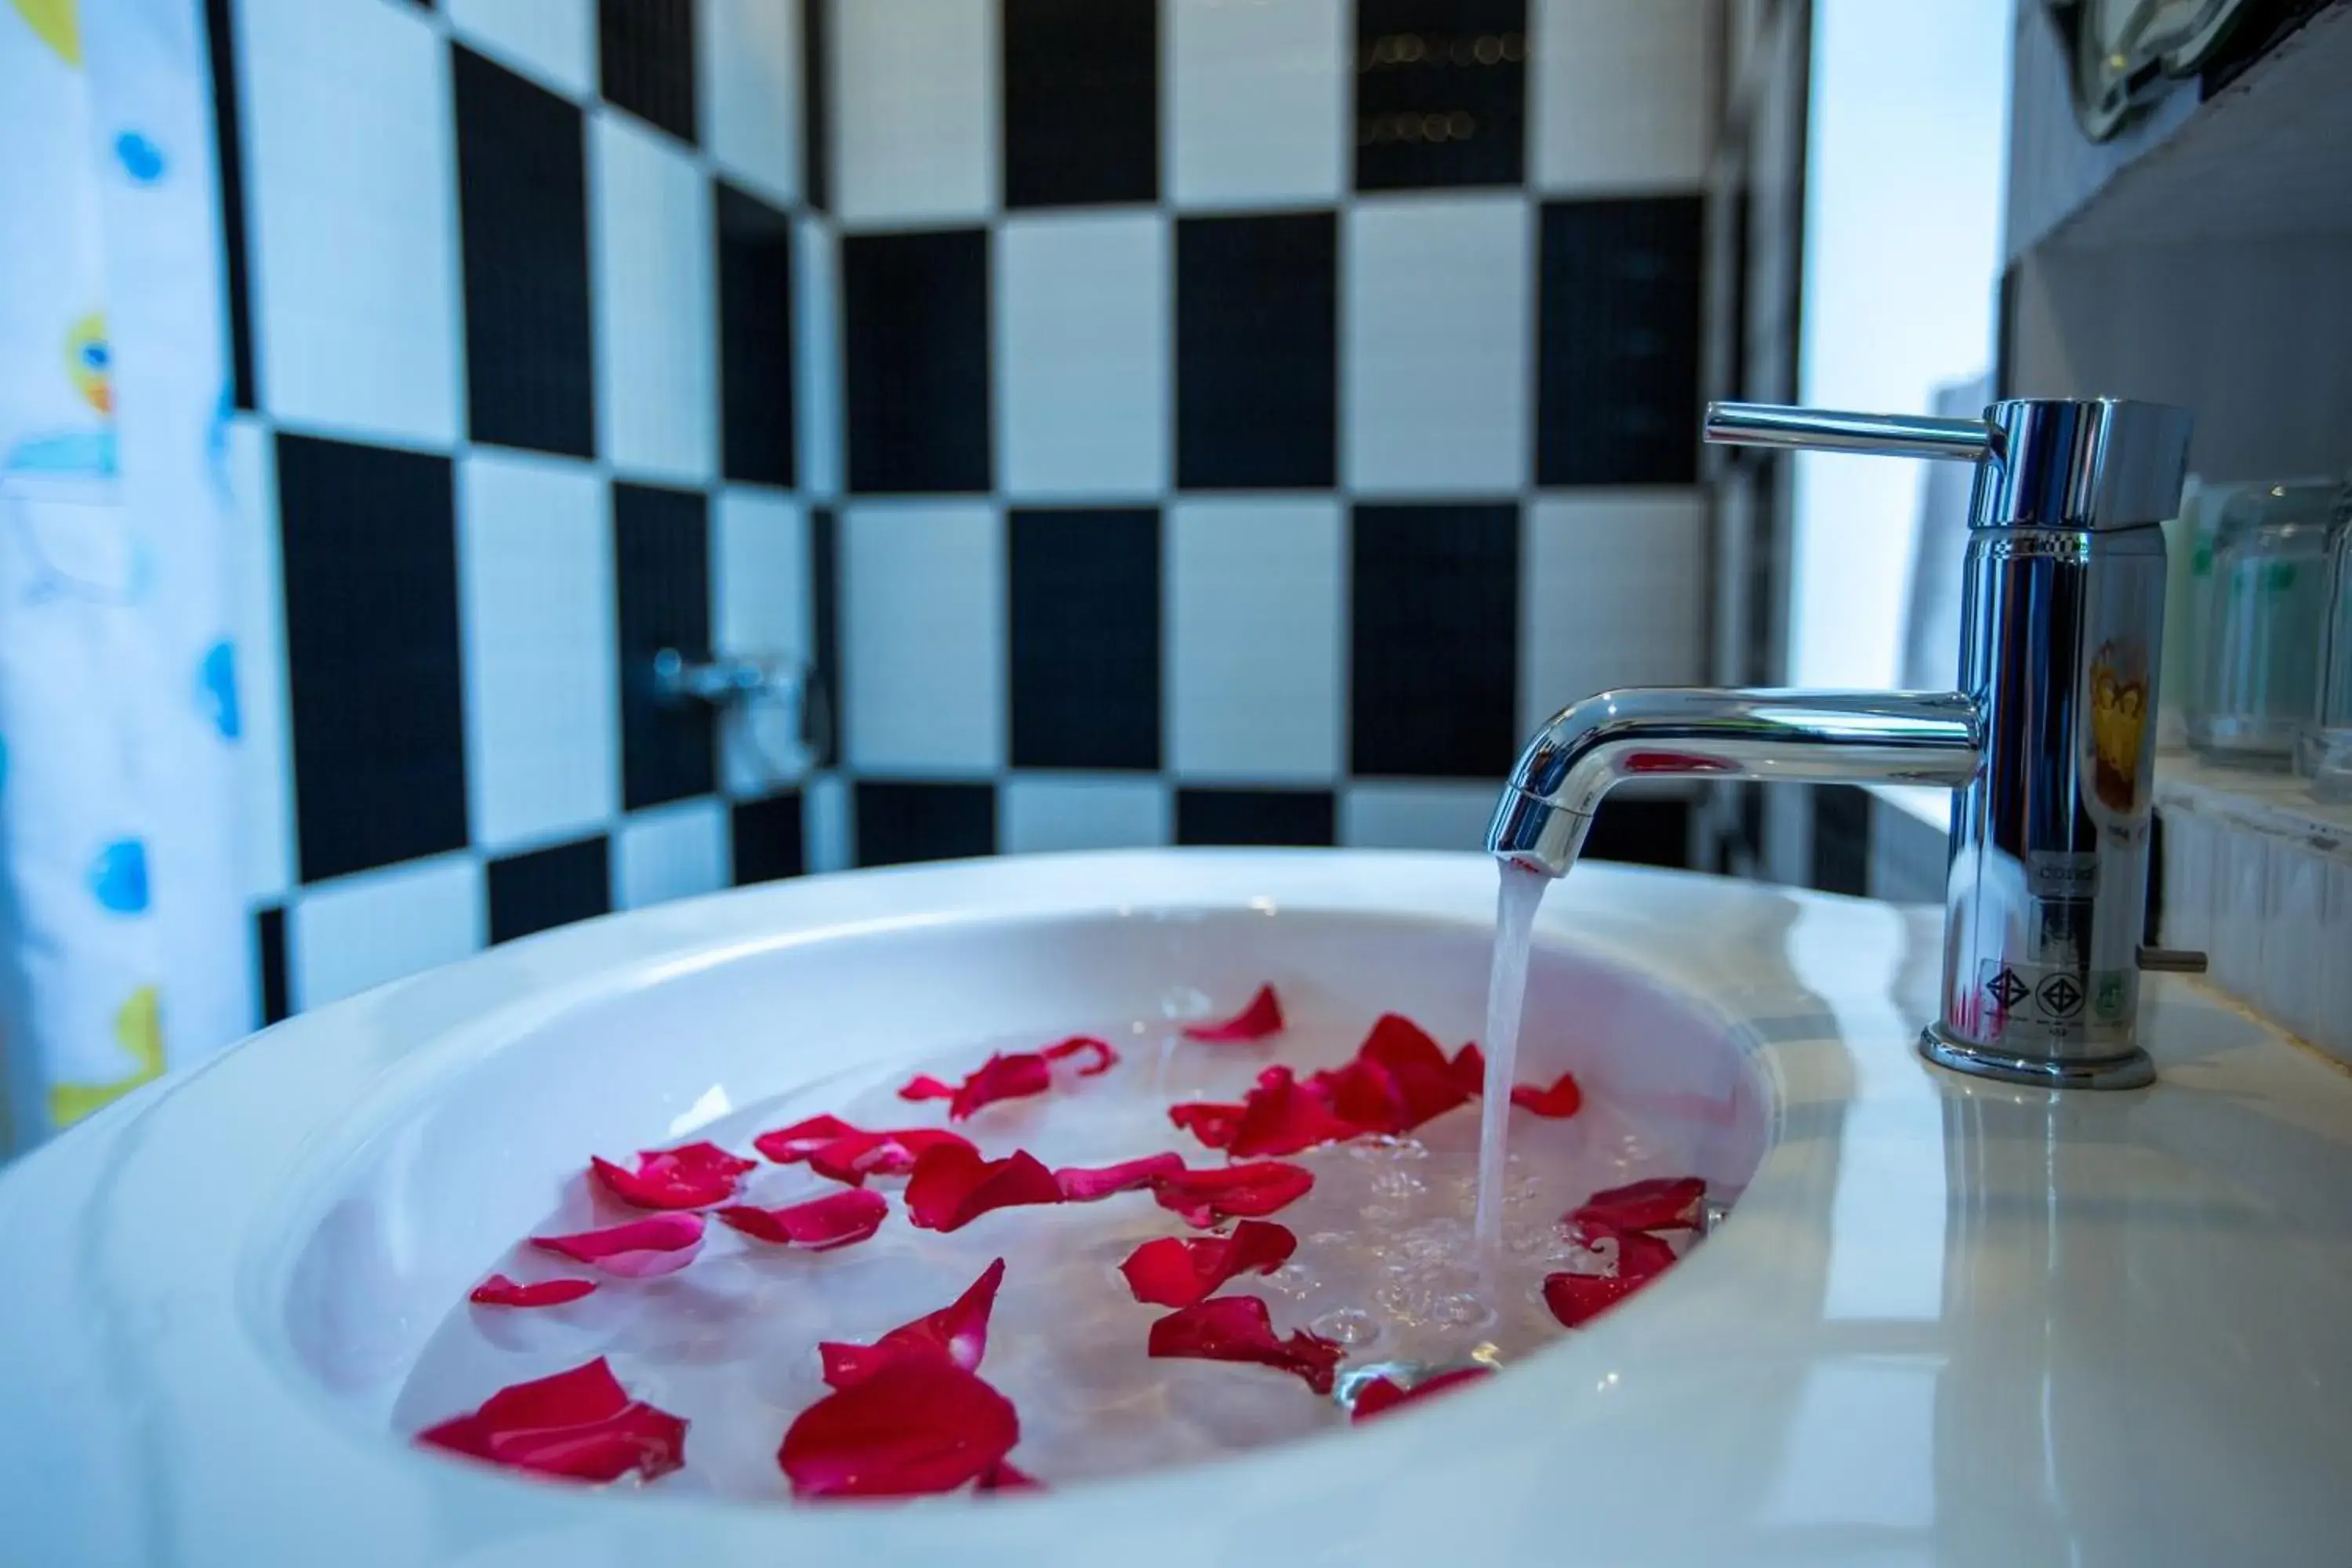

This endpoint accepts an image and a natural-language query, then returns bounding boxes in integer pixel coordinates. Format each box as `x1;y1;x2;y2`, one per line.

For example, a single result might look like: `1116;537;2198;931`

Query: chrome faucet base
1918;1025;2156;1091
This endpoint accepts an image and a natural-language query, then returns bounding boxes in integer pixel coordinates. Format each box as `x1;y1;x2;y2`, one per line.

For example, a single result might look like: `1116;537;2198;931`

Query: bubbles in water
1310;1308;1380;1346
1370;1167;1428;1200
1430;1293;1494;1330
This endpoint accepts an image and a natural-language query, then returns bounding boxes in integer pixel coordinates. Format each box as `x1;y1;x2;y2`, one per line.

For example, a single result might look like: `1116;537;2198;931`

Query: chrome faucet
1489;398;2196;1090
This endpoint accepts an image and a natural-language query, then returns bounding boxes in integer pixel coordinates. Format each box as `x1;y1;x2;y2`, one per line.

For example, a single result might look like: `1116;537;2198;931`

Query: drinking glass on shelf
2302;491;2352;800
2188;480;2339;767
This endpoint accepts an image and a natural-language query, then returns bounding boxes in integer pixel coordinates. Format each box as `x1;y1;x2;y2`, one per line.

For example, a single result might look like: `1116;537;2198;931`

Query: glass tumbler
2302;495;2352;800
2189;481;2340;764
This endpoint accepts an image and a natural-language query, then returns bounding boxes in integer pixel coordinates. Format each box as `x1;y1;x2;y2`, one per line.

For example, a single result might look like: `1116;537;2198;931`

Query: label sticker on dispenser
1976;960;2132;1036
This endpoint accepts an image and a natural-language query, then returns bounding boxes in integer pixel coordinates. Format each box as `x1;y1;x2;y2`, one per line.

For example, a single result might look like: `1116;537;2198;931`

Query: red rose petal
1509;1070;1584;1120
1352;1013;1474;1131
1150;1160;1314;1228
806;1127;977;1186
1350;1366;1494;1422
1567;1218;1679;1283
905;1145;1065;1232
716;1188;890;1250
417;1357;687;1483
897;1074;957;1103
468;1272;598;1308
821;1258;1007;1388
753;1114;862;1163
1053;1151;1188;1203
778;1356;1019;1500
1168;1099;1244;1150
1449;1041;1486;1095
1118;1220;1298;1308
1041;1036;1118;1076
1227;1065;1367;1157
1146;1296;1343;1396
976;1458;1044;1492
1542;1269;1651;1327
1314;1055;1410;1136
1181;984;1285;1042
589;1140;757;1210
531;1212;706;1278
1569;1176;1706;1234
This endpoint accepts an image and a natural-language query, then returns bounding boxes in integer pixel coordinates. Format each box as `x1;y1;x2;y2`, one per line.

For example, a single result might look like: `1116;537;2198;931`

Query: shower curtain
0;0;249;1154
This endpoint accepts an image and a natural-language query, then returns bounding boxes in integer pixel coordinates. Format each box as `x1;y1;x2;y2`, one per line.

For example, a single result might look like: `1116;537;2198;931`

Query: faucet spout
1486;688;1984;876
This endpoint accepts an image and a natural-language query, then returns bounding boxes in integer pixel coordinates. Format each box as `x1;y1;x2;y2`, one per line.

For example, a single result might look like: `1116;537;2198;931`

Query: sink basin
5;849;2352;1565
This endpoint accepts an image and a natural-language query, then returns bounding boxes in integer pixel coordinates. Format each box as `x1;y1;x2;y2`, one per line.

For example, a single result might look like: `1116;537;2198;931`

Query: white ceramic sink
4;850;2351;1566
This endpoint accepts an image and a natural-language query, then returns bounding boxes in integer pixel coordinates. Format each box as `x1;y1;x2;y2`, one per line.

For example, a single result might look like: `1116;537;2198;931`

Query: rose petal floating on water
905;1145;1064;1232
1348;1013;1474;1131
1040;1036;1117;1076
779;1356;1020;1500
912;1052;1054;1120
1350;1366;1494;1422
752;1114;862;1163
1569;1176;1706;1235
821;1258;1007;1388
1567;1218;1678;1283
1146;1296;1343;1396
1449;1041;1486;1095
897;1075;957;1104
806;1127;977;1186
1542;1269;1652;1328
1180;984;1284;1042
1168;1099;1243;1149
1227;1065;1367;1157
1150;1160;1314;1228
975;1458;1044;1492
1053;1151;1188;1203
1118;1221;1298;1308
588;1140;757;1210
530;1212;706;1278
417;1357;687;1483
716;1188;891;1250
468;1273;598;1308
1509;1070;1584;1120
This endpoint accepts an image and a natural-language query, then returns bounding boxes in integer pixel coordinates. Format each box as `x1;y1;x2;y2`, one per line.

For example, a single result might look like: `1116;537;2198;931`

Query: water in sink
391;1004;1681;1498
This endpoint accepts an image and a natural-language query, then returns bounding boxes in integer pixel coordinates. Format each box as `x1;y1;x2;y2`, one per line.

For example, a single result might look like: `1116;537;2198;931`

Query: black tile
202;0;257;412
1583;798;1691;869
1349;503;1518;778
1810;784;1870;897
454;46;594;457
255;906;289;1025
810;507;840;764
614;482;716;809
1354;0;1526;191
1010;509;1160;770
488;837;611;943
1537;195;1704;487
731;793;805;884
716;182;797;486
276;434;467;881
801;0;829;210
844;230;990;493
855;782;997;867
1175;788;1336;848
599;0;698;145
1175;213;1336;490
1004;0;1157;209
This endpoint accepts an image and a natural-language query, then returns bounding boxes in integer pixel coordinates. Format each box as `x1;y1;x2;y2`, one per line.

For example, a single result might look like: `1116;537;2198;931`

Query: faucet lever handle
1704;402;1993;463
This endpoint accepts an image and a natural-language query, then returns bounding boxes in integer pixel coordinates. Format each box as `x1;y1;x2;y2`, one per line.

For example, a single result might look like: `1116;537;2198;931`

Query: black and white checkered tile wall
213;0;1722;1024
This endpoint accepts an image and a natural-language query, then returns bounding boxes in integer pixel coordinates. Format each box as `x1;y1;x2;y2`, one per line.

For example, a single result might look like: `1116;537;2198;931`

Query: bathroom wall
211;0;829;1018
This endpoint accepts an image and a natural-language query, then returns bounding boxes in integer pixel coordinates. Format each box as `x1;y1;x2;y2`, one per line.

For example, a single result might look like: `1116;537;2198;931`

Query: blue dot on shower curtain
89;838;151;914
198;640;241;739
114;132;166;184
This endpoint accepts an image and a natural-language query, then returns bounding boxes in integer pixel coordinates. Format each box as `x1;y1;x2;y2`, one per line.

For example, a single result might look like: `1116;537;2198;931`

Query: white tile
996;213;1168;499
833;0;996;225
446;0;595;99
1167;0;1345;209
841;503;1005;773
226;418;294;902
1167;499;1342;782
1533;0;1713;194
239;0;459;445
795;218;842;499
702;0;801;205
712;489;811;796
1520;493;1708;739
1341;781;1499;851
615;799;730;909
291;855;485;1011
1001;775;1171;855
1345;198;1530;494
593;114;717;483
457;451;619;850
